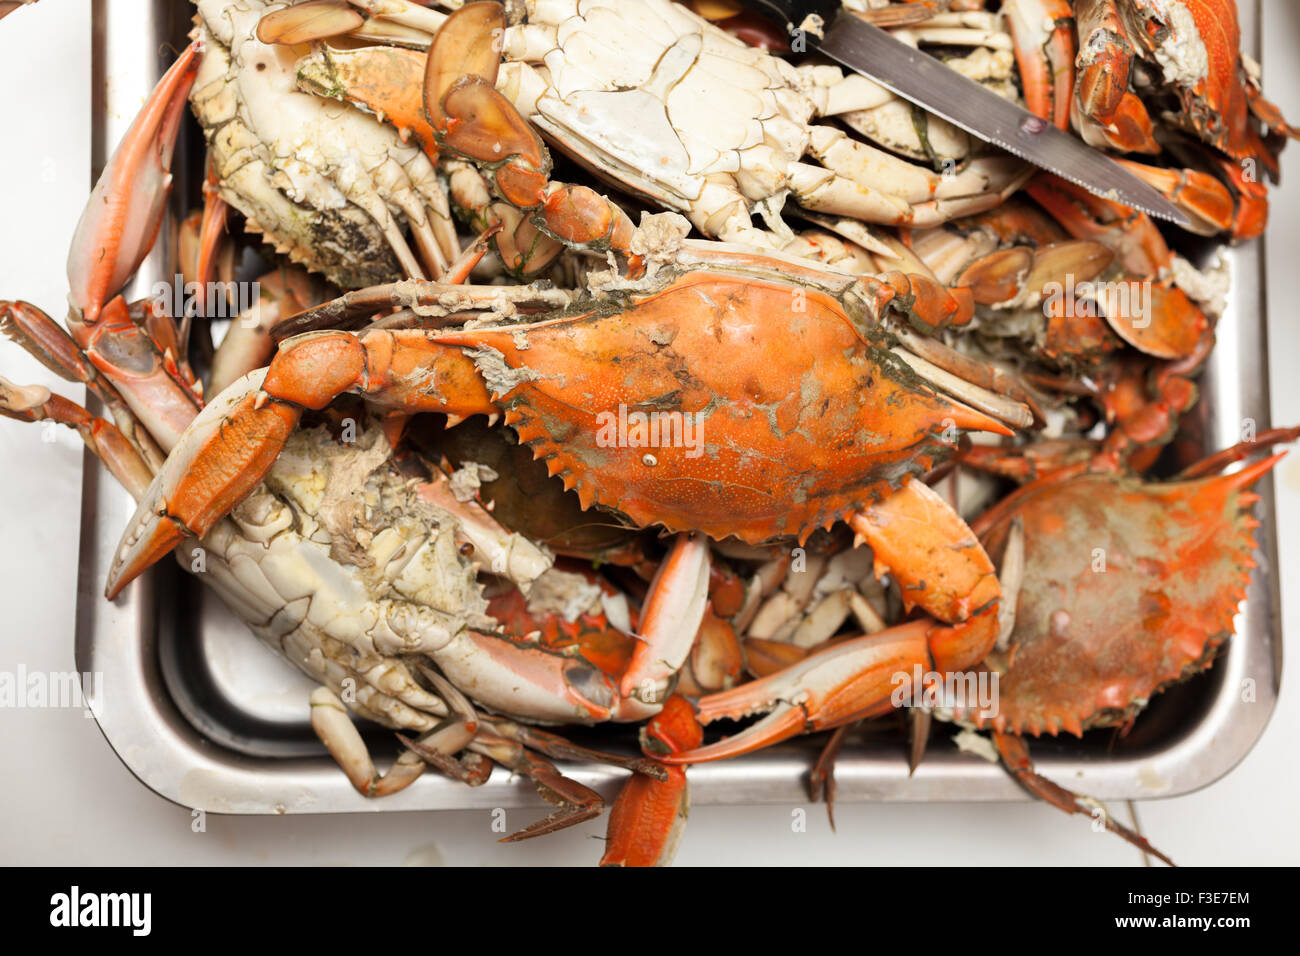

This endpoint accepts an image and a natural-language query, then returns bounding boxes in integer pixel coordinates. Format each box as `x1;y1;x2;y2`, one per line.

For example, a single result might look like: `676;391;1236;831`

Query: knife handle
744;0;842;34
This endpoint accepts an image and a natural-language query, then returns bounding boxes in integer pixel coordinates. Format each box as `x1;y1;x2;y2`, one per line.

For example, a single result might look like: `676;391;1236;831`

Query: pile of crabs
1;0;1296;865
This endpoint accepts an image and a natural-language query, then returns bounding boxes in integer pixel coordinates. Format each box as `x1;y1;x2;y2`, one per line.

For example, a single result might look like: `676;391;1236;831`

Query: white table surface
2;0;1297;865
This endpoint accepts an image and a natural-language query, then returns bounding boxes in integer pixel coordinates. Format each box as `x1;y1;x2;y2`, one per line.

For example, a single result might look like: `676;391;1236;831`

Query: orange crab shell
1126;0;1260;163
431;269;1007;544
961;453;1280;737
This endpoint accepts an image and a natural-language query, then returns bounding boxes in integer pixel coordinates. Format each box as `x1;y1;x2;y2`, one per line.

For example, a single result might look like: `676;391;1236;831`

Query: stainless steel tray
77;0;1282;815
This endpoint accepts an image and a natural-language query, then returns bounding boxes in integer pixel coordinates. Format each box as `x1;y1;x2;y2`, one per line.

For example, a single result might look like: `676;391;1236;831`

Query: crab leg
848;476;1000;670
0;378;153;499
0;299;166;469
659;474;1003;764
1003;0;1075;131
470;731;606;842
620;533;711;706
1114;159;1237;237
398;733;493;787
600;695;701;867
994;733;1174;866
311;687;443;798
189;163;233;325
1175;426;1300;480
65;296;203;453
662;573;996;762
267;281;573;339
486;719;668;781
808;721;855;830
794;132;1032;228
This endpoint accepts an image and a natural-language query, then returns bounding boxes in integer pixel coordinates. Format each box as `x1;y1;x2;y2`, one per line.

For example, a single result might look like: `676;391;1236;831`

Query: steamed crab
210;0;1032;276
1003;0;1298;238
927;427;1295;865
7;34;1012;862
80;6;1053;766
190;0;461;287
4;0;1294;868
0;353;705;856
0;45;714;859
106;223;1036;728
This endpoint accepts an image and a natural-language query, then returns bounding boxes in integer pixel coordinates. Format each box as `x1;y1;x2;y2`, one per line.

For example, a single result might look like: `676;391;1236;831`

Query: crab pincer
601;695;703;867
51;41;205;453
68;40;200;326
660;622;932;763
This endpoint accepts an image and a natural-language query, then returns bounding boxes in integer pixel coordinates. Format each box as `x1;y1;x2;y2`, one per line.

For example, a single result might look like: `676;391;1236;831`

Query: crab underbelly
189;2;413;288
207;141;404;288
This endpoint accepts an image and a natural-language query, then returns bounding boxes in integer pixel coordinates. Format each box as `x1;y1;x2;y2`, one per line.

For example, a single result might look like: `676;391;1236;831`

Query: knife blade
746;0;1191;226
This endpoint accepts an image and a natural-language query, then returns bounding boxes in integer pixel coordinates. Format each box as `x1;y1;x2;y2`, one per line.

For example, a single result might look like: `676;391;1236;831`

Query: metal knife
745;0;1191;226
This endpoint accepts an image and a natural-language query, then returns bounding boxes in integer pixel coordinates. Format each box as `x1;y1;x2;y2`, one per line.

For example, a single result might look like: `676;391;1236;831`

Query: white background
1;0;1296;865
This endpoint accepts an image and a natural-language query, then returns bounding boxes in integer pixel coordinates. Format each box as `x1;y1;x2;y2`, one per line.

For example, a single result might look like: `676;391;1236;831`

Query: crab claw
660;621;931;764
1004;0;1075;131
1070;0;1160;154
1114;159;1236;237
105;367;301;599
431;631;623;724
601;695;702;867
68;40;200;325
848;476;1000;670
619;533;711;705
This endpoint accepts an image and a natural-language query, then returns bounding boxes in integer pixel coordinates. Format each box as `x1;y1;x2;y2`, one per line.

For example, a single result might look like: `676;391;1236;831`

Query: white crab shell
195;422;559;730
191;0;454;287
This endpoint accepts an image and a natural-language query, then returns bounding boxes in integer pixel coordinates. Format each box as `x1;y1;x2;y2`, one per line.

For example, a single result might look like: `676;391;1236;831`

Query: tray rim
75;0;1283;815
